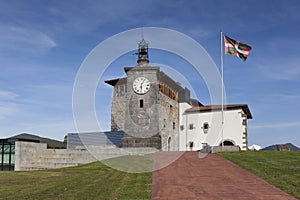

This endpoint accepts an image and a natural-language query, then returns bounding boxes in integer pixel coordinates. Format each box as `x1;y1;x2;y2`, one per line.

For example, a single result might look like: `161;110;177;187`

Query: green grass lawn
0;162;152;200
218;150;300;199
1;151;300;199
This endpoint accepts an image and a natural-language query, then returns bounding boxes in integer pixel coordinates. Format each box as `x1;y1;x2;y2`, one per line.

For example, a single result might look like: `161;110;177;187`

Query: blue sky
1;0;300;147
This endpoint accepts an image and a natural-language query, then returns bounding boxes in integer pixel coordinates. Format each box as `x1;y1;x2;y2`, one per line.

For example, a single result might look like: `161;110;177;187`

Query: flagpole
220;31;224;151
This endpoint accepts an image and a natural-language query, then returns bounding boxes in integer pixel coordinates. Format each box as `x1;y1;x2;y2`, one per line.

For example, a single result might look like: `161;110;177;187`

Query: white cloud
0;90;20;119
251;121;300;129
0;103;19;120
256;57;300;81
275;93;300;100
0;90;19;100
268;67;300;81
46;1;152;33
0;25;56;55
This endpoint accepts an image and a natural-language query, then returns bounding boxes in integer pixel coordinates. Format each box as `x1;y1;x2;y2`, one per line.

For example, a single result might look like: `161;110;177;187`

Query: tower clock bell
137;39;149;64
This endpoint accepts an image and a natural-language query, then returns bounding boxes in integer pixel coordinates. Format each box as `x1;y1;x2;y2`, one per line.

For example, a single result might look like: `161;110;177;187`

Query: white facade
179;103;250;151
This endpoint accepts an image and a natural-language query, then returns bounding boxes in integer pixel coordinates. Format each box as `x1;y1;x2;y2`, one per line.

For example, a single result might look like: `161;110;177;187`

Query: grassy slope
1;151;299;199
0;162;151;200
218;151;300;199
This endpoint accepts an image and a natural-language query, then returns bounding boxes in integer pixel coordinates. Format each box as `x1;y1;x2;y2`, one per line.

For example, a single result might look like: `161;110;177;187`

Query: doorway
167;137;171;151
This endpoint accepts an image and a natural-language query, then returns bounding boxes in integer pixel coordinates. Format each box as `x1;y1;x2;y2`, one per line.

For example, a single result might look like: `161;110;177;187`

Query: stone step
20;163;81;171
34;157;94;163
36;152;93;159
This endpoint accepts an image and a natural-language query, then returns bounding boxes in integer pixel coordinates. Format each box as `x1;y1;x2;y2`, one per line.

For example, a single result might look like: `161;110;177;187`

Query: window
189;141;194;150
139;99;144;108
203;122;209;134
114;84;126;97
158;82;178;101
189;142;194;148
0;141;15;171
120;85;124;96
189;123;194;130
180;125;184;131
242;119;247;125
203;123;209;129
173;122;176;129
165;85;169;96
159;82;164;93
114;85;119;97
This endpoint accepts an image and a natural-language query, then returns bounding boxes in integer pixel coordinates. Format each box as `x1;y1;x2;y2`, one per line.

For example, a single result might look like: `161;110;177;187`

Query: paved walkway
152;152;297;200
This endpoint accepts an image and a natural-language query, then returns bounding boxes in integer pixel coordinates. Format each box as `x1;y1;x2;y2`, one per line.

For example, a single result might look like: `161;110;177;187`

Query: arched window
220;140;235;146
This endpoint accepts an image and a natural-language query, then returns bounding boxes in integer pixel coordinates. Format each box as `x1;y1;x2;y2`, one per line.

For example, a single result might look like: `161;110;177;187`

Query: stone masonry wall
123;67;161;148
14;141;47;171
111;95;127;131
159;93;179;151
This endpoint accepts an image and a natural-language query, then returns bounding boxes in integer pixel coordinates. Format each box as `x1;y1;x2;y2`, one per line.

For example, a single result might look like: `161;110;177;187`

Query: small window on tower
189;124;194;130
180;125;184;131
120;85;125;96
139;99;144;108
173;122;176;129
114;85;120;97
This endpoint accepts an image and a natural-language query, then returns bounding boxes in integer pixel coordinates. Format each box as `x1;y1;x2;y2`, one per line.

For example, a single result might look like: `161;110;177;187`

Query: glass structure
0;139;15;171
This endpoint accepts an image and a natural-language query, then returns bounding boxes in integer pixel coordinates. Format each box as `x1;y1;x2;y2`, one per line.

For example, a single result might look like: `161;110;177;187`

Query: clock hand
140;79;146;90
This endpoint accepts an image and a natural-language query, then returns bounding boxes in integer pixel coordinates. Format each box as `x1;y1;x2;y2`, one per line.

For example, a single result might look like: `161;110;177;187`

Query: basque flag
224;36;252;61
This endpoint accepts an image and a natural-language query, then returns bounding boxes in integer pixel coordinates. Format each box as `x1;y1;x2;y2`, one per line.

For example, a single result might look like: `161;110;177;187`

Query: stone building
105;39;252;151
105;39;188;151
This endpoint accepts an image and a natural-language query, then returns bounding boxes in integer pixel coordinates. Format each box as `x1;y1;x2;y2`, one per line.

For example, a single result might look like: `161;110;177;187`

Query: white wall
179;108;248;151
179;102;192;151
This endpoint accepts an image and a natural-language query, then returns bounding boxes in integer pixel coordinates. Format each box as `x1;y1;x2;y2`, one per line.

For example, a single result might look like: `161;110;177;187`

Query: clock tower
105;40;182;150
122;39;161;149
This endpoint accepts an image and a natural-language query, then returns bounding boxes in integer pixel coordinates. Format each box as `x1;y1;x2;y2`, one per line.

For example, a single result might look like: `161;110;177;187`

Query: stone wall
159;93;179;151
111;95;127;131
14;141;47;171
211;146;240;153
15;141;158;171
123;67;161;148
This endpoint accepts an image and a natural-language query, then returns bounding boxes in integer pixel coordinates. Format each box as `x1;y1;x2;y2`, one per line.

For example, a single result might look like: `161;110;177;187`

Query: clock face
133;77;150;94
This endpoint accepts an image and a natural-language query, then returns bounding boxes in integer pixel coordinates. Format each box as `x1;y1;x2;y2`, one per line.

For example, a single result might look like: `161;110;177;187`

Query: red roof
185;104;252;119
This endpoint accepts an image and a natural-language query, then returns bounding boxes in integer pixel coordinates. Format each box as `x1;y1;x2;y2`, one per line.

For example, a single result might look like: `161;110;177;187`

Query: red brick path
152;152;297;200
